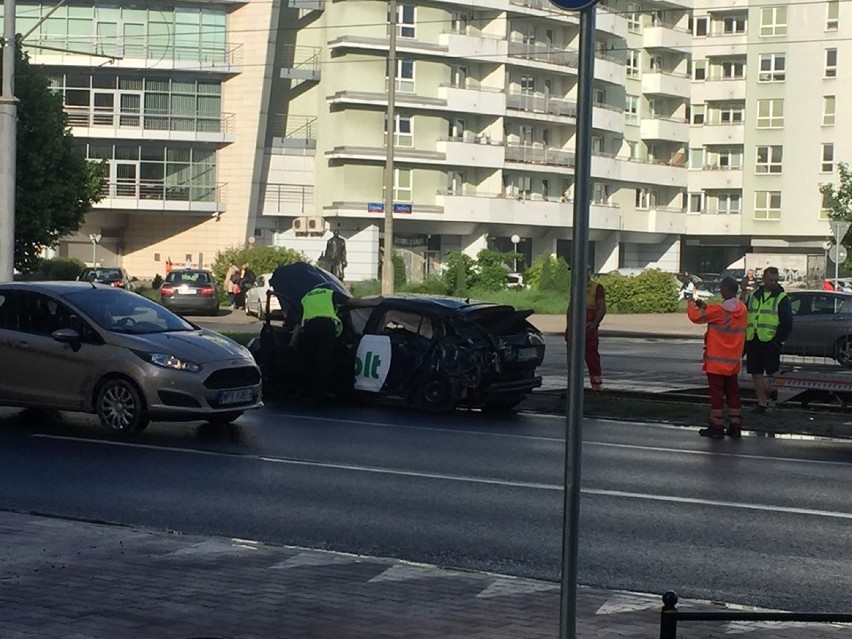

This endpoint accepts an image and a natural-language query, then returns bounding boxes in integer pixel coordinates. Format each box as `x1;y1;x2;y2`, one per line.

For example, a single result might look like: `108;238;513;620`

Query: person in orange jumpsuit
687;276;748;438
565;270;607;393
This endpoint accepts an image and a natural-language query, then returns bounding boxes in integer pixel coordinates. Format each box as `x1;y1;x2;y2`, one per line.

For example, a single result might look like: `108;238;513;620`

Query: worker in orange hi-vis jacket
687;276;748;439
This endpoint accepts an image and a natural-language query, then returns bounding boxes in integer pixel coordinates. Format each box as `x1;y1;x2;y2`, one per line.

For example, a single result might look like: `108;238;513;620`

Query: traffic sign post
548;1;600;639
830;221;851;289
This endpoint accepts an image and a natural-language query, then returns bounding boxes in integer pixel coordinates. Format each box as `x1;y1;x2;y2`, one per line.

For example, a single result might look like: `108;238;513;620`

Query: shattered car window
380;310;434;339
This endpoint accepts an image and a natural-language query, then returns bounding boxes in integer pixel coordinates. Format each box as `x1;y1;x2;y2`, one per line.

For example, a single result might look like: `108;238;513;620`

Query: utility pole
381;0;397;295
0;0;16;282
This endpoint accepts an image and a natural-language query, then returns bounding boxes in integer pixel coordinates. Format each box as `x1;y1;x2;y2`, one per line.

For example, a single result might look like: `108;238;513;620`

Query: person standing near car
688;277;748;438
565;269;606;393
297;284;343;402
745;266;794;413
225;260;240;310
740;268;757;302
238;263;256;309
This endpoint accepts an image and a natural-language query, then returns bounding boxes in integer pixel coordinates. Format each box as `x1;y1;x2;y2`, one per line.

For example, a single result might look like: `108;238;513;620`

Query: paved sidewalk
1;510;848;638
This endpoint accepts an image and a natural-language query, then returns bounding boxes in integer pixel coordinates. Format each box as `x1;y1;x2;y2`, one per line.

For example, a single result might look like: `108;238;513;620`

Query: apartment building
10;0;842;281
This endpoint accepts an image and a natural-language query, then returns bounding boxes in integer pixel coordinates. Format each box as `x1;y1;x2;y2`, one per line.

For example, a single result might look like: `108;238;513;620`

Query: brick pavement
1;510;848;638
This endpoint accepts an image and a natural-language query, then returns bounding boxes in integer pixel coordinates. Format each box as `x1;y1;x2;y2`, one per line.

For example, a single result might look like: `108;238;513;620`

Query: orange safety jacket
687;298;748;375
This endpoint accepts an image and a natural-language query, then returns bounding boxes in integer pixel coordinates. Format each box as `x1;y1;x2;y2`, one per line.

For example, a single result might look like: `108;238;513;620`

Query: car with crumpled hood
249;263;545;412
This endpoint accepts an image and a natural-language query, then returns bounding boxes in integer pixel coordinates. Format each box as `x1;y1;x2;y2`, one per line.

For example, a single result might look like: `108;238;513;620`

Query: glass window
825;49;837;78
756;99;784;128
756;145;783;173
394;168;412;202
759;6;787;36
692;60;706;81
718;104;744;123
689;148;704;169
758;53;785;82
693;16;708;36
717;193;742;214
691;104;705;125
689;193;704;213
397;4;415;38
823;95;836;125
721;60;746;79
386;114;413;147
394;59;415;93
625;95;640;125
723;15;747;34
626;50;640;79
822;143;835;173
754;191;782;220
827;0;839;30
627;3;641;32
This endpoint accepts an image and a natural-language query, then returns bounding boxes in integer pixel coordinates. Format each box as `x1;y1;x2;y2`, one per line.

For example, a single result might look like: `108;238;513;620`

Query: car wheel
207;411;243;425
411;374;457;413
835;336;852;368
95;378;149;434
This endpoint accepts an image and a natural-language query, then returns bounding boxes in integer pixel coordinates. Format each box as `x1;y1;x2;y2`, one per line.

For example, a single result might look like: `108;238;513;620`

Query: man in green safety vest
296;284;344;402
745;266;793;413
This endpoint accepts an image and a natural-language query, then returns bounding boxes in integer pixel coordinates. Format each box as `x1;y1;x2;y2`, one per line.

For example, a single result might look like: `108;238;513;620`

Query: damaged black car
249;263;546;412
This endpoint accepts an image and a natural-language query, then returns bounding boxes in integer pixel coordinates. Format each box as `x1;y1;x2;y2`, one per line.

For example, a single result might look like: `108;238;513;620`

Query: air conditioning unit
291;216;308;233
306;216;326;234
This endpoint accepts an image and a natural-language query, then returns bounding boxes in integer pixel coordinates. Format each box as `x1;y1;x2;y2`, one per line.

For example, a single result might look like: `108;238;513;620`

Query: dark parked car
77;267;136;291
784;290;852;366
159;269;220;316
250;263;546;412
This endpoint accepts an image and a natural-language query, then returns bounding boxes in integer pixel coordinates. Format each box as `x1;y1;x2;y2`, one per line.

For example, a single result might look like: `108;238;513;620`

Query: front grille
158;390;202;408
204;366;261;390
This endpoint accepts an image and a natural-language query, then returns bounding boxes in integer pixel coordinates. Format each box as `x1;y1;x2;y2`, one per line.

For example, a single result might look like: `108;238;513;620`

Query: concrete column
462;231;488;259
596;231;620;273
656;236;681;272
531;236;556;260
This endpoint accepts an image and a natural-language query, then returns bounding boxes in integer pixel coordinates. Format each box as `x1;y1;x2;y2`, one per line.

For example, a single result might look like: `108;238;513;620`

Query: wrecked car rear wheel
412;374;457;413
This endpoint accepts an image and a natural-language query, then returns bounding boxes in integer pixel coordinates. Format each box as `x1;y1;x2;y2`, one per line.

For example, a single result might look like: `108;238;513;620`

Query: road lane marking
31;434;852;520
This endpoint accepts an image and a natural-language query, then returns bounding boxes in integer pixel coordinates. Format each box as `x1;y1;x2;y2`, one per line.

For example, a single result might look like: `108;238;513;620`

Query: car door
788;293;844;358
11;292;104;410
0;290;29;402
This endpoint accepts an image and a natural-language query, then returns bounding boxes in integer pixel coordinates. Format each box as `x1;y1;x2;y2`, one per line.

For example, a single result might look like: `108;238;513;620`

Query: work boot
699;427;725;439
725;427;742;438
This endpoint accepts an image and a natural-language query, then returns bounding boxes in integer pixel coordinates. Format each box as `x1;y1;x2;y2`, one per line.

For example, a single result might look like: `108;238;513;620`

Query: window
689;192;705;213
758;53;785;82
450;65;467;89
822;143;835;172
451;11;470;34
625;95;640;125
717;148;743;168
691;104;705;125
593;183;611;205
718;104;744;124
398;4;415;38
756;99;784;128
394;168;412;201
627;50;640;79
827;0;839;30
649;55;663;71
823;95;836;125
594;87;607;104
380;310;433;339
520;75;535;94
723;15;747;34
759;6;787;36
692;60;707;81
635;188;657;209
825;49;837;78
821;191;832;219
388;59;415;92
693;16;708;36
755;145;783;173
689;148;704;169
717;193;742;214
721;60;746;79
385;114;413;147
754;191;782;220
627;3;641;32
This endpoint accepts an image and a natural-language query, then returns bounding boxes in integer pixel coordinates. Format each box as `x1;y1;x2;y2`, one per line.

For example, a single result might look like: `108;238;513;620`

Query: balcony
591;154;687;187
507;41;579;72
694;78;746;102
594;52;626;86
438;31;507;61
693;123;745;146
506;92;577;118
695;166;743;190
327;90;447;110
436;138;505;169
269;115;317;150
643;25;691;52
623;206;687;234
505;144;575;169
641;71;690;98
592;103;625;133
438;85;505;115
280;45;321;82
288;0;324;10
95;180;226;214
66;106;235;143
261;183;314;216
640;116;689;142
686;212;743;236
596;6;628;38
324;146;446;165
327;35;447;57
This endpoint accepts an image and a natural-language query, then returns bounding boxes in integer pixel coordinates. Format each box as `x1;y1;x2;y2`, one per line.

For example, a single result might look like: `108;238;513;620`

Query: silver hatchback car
0;282;262;434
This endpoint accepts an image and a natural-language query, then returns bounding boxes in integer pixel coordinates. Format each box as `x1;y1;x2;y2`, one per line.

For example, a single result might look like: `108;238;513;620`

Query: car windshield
82;269;122;281
65;289;195;334
166;271;211;285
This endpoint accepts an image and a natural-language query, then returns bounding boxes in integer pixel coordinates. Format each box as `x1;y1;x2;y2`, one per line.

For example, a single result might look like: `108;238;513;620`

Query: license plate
218;388;253;405
517;347;538;361
178;286;196;295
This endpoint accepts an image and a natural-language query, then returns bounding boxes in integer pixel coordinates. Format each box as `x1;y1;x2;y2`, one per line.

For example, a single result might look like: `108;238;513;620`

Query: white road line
31;434;852;520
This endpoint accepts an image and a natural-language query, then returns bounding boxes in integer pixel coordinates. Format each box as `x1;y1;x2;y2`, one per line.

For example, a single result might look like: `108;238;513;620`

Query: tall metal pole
0;0;17;282
559;5;595;639
381;0;397;295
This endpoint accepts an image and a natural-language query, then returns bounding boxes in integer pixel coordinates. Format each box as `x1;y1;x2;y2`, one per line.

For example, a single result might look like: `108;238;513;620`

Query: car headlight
135;351;202;372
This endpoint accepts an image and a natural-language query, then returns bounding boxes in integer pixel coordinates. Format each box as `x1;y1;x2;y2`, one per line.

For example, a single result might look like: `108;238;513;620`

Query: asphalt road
1;403;850;613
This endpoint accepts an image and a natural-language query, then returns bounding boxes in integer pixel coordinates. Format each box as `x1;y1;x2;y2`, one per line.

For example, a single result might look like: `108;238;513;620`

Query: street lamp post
511;234;520;273
0;0;17;283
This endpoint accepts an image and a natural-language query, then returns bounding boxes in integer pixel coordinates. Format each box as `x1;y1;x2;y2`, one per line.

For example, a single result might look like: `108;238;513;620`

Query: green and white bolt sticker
354;335;391;392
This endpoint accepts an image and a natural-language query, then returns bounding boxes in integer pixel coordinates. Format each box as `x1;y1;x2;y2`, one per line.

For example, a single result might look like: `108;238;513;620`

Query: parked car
77;267;136;291
250;263;546;412
784;290;852;366
0;282;262;433
243;272;281;320
159;269;220;316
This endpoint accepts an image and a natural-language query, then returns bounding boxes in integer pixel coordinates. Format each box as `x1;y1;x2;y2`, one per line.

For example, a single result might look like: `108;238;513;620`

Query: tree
3;42;105;272
820;162;852;254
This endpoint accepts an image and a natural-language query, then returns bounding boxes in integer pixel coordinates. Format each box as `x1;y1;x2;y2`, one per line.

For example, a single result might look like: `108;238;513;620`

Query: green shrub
211;245;307;303
25;257;86;281
402;276;449;295
525;255;570;292
596;269;679;314
474;249;514;291
392;252;407;290
466;287;567;314
136;287;160;302
350;279;381;297
442;251;475;295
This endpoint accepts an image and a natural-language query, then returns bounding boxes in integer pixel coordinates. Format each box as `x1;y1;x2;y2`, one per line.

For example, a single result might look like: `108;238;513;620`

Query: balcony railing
506;92;577;117
505;144;575;167
269;114;317;141
100;179;224;203
264;183;314;215
280;45;322;82
507;41;579;68
66;106;234;135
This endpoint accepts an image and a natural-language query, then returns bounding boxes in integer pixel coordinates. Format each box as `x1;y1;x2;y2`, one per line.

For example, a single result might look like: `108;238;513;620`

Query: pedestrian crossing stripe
169;540;258;556
595;593;662;615
271;551;356;570
476;578;559;599
368;563;462;583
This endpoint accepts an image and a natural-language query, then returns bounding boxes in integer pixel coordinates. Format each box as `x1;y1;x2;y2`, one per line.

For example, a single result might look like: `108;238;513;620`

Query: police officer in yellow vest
298;284;343;402
745;266;793;413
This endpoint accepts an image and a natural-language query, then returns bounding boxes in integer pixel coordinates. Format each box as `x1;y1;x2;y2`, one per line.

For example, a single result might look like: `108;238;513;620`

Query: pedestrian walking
687;277;748;438
237;262;256;309
294;284;344;402
224;260;240;309
565;269;606;393
744;266;794;413
740;268;757;302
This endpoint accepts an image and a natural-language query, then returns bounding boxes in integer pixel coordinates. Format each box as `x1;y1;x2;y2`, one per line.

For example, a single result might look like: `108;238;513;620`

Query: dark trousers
707;373;742;429
300;317;337;400
585;329;602;390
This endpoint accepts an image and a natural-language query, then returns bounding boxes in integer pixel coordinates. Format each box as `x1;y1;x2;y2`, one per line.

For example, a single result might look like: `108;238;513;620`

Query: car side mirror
52;328;82;351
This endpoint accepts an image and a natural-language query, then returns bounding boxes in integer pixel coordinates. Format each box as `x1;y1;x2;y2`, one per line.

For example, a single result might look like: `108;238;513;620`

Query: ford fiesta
0;282;262;434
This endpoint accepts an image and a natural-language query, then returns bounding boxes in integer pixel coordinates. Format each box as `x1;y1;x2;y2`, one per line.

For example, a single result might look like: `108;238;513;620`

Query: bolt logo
354;335;391;392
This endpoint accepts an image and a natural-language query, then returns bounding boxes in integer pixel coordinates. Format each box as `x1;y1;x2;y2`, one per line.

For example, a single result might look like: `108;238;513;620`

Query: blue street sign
548;0;599;10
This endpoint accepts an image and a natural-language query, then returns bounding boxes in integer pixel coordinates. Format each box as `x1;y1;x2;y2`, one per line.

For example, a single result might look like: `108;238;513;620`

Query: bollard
660;591;678;639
